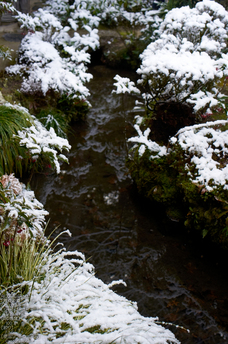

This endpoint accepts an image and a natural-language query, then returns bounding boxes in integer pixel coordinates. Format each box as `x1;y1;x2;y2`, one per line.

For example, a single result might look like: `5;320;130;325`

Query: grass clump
0;104;33;176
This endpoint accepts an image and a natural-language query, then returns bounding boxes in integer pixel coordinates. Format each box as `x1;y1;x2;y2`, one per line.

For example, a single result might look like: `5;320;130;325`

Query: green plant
0;105;33;176
0;45;12;61
36;108;70;138
0;236;46;287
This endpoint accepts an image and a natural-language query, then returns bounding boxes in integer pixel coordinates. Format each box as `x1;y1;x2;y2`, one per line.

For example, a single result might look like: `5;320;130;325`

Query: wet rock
3;33;24;42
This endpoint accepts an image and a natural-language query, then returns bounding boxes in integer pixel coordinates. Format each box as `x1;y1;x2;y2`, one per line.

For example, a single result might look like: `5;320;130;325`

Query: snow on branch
17;119;71;174
5;5;99;100
112;74;141;95
128;121;167;158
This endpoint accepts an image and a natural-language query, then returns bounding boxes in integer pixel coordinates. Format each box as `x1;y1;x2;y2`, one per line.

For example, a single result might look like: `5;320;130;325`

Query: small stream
31;65;228;344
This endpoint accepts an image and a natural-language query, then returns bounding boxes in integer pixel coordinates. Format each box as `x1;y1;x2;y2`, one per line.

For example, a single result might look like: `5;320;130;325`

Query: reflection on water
31;65;228;344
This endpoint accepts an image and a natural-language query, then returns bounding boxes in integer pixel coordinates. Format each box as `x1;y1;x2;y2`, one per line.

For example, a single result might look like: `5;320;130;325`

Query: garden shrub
127;119;228;248
133;0;228;126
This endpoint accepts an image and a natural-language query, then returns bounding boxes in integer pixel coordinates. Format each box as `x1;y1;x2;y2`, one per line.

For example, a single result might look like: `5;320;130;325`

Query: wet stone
0;13;17;24
3;33;24;42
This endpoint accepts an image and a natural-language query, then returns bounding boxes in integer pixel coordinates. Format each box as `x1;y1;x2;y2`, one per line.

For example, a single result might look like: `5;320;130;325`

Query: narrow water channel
31;65;228;344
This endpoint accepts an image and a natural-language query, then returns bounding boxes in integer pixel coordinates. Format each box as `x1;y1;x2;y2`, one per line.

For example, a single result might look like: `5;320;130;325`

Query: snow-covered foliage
0;99;71;175
1;247;179;344
129;117;228;192
113;74;141;94
0;45;12;61
0;1;16;15
170;120;228;191
134;0;228;114
47;0;156;27
17;118;71;174
128;120;167;158
0;174;48;242
7;31;92;98
5;5;99;100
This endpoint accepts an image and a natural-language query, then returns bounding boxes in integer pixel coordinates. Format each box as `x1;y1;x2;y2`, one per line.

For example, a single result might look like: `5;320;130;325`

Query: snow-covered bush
0;246;180;343
0;97;71;176
130;118;228;192
136;0;228;116
17;118;71;174
127;118;228;246
114;0;228;122
169;120;228;191
5;6;99;102
0;174;48;244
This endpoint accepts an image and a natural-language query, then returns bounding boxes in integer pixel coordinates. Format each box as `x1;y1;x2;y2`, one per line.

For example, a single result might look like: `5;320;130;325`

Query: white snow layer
17;119;71;174
136;0;228;113
174;120;228;191
4;248;180;344
129;119;228;191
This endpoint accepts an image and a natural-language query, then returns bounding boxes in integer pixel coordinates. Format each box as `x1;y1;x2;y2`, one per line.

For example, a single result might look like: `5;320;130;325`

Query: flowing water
31;65;228;344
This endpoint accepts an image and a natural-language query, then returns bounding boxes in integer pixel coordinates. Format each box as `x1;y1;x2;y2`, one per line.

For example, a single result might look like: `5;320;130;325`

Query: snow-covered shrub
5;7;99;102
130;118;228;191
0;246;179;343
136;0;228;116
0;96;71;176
0;174;48;243
127;119;228;246
113;1;228;127
16;118;71;174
